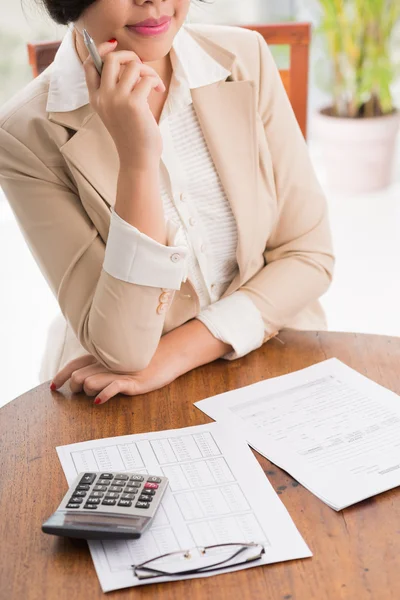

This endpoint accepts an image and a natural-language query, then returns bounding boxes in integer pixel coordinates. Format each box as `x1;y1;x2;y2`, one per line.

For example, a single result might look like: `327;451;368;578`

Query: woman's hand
50;345;181;405
50;320;232;405
83;39;166;169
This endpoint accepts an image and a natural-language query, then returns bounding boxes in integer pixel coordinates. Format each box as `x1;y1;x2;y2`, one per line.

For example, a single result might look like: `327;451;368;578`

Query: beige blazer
0;24;335;377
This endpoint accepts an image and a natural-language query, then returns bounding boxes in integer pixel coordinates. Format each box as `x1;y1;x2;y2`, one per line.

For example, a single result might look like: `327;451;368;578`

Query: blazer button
171;253;181;263
159;292;171;304
157;303;168;315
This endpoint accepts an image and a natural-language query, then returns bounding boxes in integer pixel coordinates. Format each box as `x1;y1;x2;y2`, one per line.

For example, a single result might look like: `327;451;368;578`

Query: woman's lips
126;18;171;37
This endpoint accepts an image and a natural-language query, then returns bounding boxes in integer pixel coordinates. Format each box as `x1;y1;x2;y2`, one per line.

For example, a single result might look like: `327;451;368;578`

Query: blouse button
179;192;186;202
156;303;168;315
171;253;181;263
189;218;196;226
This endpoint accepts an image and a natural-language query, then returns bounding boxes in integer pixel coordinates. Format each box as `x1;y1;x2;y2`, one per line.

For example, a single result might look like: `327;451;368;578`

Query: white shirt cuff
196;291;266;360
103;207;189;290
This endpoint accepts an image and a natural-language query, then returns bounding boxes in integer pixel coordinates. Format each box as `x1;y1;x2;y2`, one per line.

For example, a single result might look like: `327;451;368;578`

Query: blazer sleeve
236;32;336;340
0;127;173;373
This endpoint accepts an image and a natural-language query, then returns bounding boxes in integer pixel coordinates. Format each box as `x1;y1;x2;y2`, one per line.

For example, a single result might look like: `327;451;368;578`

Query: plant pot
313;108;400;194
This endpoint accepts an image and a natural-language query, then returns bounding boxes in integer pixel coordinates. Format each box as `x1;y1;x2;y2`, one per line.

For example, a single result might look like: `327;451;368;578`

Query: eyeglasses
132;542;265;580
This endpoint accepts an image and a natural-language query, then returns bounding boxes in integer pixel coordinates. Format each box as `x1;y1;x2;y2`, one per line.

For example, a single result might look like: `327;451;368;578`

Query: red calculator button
144;482;159;490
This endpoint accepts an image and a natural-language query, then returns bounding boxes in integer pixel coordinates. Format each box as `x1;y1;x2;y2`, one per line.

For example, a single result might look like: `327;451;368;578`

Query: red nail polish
50;383;57;391
107;38;117;44
94;398;101;404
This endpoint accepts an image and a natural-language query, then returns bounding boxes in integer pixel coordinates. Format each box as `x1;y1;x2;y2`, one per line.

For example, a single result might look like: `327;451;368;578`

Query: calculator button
102;499;116;506
118;499;132;507
113;480;127;487
84;504;98;509
146;477;161;483
141;489;155;496
98;479;111;486
125;486;139;494
76;484;90;491
115;474;129;480
90;491;104;498
66;503;80;509
94;485;108;492
127;481;141;488
144;482;158;490
100;473;114;480
79;473;96;484
109;486;123;492
70;496;83;504
135;501;150;509
104;492;119;499
73;490;87;497
121;493;135;500
130;475;144;482
87;497;101;504
138;495;153;502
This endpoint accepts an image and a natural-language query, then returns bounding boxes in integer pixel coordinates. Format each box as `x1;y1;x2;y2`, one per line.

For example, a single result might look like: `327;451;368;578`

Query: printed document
195;359;400;510
57;423;311;592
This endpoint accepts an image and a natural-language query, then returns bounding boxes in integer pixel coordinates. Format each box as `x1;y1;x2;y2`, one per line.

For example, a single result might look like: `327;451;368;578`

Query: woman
0;0;335;405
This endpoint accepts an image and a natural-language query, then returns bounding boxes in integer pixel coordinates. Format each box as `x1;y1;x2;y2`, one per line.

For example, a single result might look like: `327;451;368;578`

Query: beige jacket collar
47;25;259;292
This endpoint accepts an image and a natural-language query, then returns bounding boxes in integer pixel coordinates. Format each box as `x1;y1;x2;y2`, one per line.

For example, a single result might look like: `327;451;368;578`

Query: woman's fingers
51;354;98;389
69;362;108;394
130;76;165;104
94;378;137;405
82;39;117;94
117;61;165;94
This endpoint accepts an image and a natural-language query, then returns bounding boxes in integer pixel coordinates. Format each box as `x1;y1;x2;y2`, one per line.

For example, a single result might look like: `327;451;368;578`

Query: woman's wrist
159;319;232;378
115;161;166;244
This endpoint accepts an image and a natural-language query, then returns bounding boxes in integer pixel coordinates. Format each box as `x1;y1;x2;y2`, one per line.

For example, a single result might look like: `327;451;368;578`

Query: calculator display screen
63;512;149;529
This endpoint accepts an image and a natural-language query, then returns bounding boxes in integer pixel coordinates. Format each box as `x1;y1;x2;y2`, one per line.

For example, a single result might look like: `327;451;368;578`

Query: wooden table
1;331;400;600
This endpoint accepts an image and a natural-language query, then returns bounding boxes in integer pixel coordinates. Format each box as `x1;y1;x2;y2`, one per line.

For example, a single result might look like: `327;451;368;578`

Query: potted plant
312;0;400;194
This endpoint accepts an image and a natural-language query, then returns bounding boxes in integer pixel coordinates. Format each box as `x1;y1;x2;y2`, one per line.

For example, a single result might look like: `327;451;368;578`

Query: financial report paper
56;423;311;592
195;359;400;510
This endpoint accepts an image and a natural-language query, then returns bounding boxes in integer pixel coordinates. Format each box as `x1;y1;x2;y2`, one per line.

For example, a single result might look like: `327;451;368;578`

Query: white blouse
46;23;266;359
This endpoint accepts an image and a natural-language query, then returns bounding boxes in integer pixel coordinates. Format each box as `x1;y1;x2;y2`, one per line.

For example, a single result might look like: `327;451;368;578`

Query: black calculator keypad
65;472;165;515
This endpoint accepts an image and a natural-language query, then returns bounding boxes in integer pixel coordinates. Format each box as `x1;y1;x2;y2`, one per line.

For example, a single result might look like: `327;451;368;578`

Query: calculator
42;471;168;540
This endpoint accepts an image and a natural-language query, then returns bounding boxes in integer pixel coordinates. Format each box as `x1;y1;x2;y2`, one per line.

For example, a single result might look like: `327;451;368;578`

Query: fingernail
107;38;117;44
50;382;57;391
94;398;102;405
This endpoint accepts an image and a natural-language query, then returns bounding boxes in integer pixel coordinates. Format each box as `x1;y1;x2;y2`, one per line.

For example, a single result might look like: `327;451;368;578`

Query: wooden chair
27;22;311;138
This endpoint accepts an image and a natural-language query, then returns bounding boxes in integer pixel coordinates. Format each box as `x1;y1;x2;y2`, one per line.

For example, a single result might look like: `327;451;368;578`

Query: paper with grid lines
195;359;400;510
56;423;311;592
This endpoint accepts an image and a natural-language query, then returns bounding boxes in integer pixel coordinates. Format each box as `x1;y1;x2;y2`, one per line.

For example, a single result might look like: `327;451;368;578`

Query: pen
83;28;103;76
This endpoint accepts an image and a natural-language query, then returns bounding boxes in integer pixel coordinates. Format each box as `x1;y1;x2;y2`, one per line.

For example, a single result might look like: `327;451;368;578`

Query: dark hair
35;0;210;26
